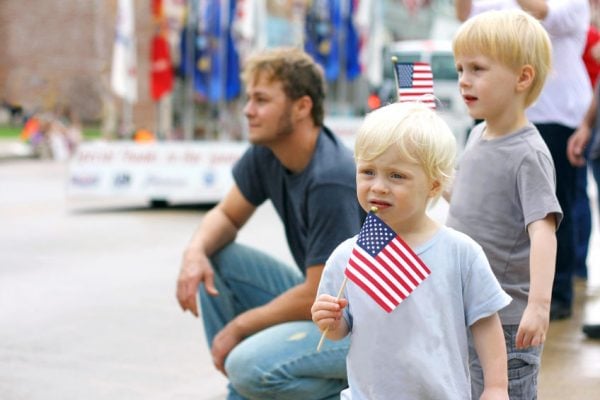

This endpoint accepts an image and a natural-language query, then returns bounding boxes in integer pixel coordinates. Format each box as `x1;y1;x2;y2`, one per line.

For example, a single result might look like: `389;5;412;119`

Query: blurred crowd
18;107;82;161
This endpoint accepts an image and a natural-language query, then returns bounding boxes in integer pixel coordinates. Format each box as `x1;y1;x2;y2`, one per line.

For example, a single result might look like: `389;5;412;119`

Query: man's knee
225;348;278;400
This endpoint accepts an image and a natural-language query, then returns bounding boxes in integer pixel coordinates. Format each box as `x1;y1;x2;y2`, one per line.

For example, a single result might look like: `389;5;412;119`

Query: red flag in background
345;212;431;313
150;0;173;101
150;33;173;101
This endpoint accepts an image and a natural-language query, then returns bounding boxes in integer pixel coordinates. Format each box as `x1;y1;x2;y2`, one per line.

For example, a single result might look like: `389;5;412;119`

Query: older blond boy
447;10;563;399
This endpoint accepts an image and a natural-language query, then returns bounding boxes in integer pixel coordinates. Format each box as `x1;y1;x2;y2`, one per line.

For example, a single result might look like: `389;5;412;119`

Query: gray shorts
469;324;543;400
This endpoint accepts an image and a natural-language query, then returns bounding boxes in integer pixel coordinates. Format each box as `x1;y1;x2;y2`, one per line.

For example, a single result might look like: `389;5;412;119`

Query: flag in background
355;0;385;87
345;212;431;313
232;0;268;61
181;0;240;103
344;0;360;80
394;62;435;109
111;0;137;103
150;0;173;101
304;0;360;82
150;33;174;101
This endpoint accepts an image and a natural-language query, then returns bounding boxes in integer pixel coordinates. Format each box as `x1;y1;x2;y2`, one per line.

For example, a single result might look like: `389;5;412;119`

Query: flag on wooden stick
345;211;431;312
393;61;435;109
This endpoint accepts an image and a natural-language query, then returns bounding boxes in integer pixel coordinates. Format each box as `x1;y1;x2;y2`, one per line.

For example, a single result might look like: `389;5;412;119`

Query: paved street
1;157;599;400
0;160;238;399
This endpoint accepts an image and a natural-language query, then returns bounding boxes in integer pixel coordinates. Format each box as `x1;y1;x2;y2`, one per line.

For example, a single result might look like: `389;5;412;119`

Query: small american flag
345;212;431;313
394;61;435;109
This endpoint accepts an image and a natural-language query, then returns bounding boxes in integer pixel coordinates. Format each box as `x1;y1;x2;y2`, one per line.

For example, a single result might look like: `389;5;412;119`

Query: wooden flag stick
316;275;348;352
316;207;378;352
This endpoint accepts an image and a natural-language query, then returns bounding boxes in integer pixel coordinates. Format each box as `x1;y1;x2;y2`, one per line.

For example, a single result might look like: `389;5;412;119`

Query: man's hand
567;125;592;167
516;0;549;20
176;250;218;317
516;302;550;349
211;321;244;375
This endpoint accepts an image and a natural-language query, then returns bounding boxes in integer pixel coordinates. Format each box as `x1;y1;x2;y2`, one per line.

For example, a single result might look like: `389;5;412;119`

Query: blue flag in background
305;0;338;81
180;0;240;103
305;0;360;82
345;0;360;80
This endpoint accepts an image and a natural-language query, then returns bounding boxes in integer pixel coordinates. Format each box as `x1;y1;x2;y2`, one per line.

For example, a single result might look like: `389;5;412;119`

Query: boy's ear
516;64;535;92
429;179;442;198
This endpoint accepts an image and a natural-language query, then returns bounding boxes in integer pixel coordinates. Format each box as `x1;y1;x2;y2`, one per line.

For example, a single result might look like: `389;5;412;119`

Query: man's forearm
455;0;472;21
185;206;238;258
231;280;318;339
517;0;549;20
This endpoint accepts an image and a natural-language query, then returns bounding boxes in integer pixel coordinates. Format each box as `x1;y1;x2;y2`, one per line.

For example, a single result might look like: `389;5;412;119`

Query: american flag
394;61;435;109
345;212;431;313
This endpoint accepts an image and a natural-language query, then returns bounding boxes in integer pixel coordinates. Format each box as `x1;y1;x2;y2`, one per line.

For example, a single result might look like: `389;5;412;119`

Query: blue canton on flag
394;62;435;109
345;212;431;312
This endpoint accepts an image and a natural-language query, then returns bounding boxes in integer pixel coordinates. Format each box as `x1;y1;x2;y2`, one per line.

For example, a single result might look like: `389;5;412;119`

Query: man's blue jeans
198;243;349;400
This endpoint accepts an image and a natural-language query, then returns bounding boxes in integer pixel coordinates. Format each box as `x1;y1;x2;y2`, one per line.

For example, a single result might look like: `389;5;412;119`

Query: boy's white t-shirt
318;226;511;400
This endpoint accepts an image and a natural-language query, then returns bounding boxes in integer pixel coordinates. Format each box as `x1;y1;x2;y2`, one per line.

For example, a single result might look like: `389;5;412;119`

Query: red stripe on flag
353;247;411;298
391;236;431;277
345;268;395;313
348;251;405;305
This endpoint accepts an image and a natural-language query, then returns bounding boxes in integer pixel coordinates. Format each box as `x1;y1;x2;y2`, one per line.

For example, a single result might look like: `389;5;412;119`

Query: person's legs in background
583;131;600;339
573;164;592;280
536;123;577;320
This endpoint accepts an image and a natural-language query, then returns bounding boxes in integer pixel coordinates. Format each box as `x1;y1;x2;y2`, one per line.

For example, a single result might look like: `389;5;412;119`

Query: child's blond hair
354;102;456;199
452;9;552;107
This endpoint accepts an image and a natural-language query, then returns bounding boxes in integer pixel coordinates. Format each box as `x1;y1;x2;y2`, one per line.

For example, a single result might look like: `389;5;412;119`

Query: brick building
0;0;156;131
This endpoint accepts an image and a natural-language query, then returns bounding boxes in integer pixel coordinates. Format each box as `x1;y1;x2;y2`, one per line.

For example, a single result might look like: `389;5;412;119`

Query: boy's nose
458;74;470;88
371;178;388;193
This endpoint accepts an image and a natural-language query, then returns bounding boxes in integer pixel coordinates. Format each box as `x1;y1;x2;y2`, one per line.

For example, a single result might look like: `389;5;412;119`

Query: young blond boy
448;10;563;399
312;102;511;400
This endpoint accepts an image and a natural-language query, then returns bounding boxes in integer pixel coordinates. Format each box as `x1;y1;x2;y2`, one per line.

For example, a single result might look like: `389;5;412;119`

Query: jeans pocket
507;353;539;399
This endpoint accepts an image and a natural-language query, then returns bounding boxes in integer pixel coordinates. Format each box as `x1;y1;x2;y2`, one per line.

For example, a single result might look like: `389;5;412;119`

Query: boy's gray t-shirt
447;123;563;324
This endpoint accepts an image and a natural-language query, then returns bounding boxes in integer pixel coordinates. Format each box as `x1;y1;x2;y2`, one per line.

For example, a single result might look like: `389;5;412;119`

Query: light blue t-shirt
318;226;511;400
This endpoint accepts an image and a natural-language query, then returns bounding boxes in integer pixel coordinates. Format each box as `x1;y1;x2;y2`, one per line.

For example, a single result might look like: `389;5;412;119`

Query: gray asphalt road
0;159;295;400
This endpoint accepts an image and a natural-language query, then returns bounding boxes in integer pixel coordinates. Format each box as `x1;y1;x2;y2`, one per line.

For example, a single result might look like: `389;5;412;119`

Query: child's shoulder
327;235;358;262
429;226;484;256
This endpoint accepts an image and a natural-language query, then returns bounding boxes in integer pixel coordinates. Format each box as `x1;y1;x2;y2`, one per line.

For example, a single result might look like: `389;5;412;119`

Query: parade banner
67;141;248;204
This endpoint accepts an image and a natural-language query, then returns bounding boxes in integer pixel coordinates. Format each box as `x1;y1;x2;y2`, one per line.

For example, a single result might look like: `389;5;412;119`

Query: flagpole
183;0;196;141
217;0;229;140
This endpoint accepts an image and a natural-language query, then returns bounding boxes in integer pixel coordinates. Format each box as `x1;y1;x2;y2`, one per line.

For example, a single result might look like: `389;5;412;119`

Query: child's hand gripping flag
345;211;431;313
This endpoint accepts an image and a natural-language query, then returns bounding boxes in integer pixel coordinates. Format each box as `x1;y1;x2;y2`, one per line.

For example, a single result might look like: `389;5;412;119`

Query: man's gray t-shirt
447;123;563;324
233;127;364;273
